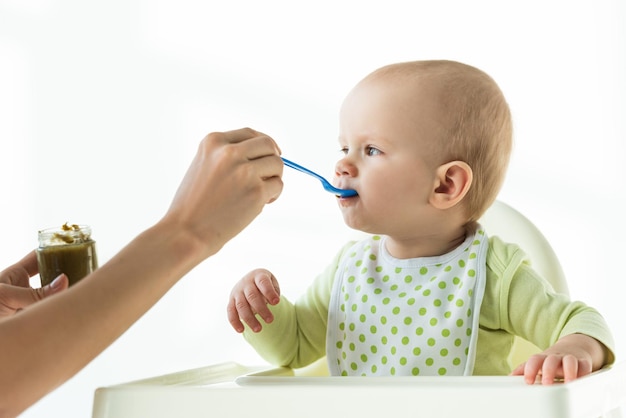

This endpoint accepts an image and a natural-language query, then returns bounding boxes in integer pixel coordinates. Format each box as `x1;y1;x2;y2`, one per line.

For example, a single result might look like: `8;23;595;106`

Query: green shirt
244;236;615;375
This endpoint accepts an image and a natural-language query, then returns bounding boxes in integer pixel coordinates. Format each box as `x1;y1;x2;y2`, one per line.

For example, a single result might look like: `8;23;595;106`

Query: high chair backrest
295;200;570;377
479;200;569;294
478;200;569;368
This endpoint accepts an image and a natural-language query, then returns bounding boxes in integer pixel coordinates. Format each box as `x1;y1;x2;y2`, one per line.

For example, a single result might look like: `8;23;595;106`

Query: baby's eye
339;146;349;155
366;146;382;156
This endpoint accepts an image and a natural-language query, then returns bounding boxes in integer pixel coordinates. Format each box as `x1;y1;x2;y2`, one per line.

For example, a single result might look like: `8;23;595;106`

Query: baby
227;60;615;384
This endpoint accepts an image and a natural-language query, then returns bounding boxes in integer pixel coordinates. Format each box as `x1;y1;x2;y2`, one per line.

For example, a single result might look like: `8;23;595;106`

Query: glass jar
36;223;98;287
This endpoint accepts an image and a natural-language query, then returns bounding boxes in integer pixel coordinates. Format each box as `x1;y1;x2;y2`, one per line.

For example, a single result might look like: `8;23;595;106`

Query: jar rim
38;224;93;246
38;224;91;234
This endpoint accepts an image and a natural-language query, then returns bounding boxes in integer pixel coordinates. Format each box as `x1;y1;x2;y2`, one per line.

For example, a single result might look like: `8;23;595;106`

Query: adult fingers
43;274;69;296
222;127;282;155
0;274;67;316
207;128;283;181
0;251;39;286
221;131;284;198
17;251;39;277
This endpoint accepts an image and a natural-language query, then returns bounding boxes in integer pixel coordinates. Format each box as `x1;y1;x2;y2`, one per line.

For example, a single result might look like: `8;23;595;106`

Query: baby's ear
430;161;473;210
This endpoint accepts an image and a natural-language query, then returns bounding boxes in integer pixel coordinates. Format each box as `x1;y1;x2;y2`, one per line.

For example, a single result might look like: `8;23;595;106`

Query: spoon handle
281;157;325;183
281;157;357;197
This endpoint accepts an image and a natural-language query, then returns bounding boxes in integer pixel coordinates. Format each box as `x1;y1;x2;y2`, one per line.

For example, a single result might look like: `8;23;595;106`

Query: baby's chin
341;216;383;235
340;215;363;232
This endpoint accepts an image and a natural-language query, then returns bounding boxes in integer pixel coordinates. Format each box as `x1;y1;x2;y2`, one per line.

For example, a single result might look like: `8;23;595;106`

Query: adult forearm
0;127;284;417
0;220;206;417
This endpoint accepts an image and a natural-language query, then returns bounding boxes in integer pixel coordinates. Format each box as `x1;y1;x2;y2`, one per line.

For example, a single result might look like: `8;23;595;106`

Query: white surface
0;1;624;417
92;361;626;418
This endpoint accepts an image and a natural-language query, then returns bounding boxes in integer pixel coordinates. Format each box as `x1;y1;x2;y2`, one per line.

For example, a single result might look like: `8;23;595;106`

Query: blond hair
368;60;513;222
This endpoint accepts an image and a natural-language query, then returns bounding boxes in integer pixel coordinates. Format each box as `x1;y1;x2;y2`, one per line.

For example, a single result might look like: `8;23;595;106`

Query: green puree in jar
36;223;98;287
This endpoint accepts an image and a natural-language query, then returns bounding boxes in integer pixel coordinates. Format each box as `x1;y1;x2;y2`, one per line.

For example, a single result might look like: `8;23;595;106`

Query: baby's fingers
561;355;580;383
229;292;267;333
539;355;564;384
510;362;526;377
226;297;251;333
242;280;276;329
226;270;280;334
253;271;280;305
561;354;592;382
515;354;545;384
517;354;590;385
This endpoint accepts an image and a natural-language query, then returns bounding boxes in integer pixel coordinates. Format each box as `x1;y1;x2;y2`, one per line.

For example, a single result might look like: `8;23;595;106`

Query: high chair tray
92;361;626;418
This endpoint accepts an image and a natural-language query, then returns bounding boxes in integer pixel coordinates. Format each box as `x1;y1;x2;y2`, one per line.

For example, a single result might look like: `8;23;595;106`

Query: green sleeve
243;241;356;368
488;236;616;365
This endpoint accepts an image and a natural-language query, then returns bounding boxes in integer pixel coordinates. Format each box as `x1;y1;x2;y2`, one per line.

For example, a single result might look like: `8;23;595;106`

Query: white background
1;0;624;416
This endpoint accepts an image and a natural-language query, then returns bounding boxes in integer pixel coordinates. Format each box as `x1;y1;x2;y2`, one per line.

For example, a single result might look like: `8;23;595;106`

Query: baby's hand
227;268;281;333
511;334;605;384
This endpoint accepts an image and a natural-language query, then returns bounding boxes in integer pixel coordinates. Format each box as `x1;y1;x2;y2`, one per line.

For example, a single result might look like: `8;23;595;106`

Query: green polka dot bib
326;227;488;376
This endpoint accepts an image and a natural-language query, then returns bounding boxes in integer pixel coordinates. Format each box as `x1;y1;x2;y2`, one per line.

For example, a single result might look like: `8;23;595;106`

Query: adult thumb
40;274;69;298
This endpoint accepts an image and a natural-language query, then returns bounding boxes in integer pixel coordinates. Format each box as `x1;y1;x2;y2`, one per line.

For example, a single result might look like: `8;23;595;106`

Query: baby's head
339;60;512;224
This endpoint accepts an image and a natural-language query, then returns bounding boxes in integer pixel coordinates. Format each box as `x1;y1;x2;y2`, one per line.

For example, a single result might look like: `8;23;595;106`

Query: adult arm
0;128;283;418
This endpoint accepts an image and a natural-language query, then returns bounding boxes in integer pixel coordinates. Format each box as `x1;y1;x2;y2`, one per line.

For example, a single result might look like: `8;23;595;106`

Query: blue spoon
281;157;358;198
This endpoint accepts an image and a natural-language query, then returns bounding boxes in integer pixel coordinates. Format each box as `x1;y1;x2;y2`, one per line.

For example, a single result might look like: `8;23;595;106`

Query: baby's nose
335;157;356;177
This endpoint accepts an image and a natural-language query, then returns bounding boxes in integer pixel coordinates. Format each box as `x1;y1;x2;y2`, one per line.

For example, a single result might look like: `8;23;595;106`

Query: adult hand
0;128;283;417
164;128;284;259
0;251;69;317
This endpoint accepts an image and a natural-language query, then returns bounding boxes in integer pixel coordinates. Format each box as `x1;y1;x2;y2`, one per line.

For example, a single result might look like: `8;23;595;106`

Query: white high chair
92;201;625;418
